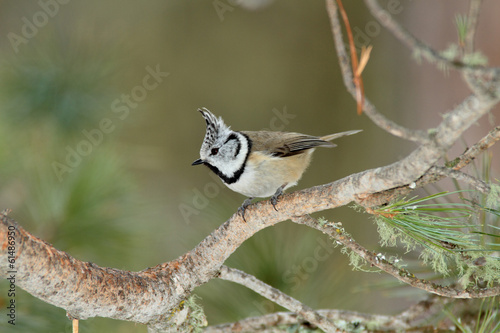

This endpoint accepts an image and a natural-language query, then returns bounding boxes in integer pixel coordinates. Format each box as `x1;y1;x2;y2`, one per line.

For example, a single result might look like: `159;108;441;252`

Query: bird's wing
241;131;336;157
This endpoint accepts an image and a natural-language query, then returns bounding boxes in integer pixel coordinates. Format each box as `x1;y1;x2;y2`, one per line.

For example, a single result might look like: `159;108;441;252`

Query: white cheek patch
202;131;251;185
216;133;249;178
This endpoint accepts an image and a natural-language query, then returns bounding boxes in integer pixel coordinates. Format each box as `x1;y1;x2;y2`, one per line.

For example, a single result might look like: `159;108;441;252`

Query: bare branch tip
1;208;12;216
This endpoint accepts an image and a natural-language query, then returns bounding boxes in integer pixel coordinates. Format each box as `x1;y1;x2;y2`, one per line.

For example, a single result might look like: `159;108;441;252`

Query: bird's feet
238;197;254;222
270;184;287;211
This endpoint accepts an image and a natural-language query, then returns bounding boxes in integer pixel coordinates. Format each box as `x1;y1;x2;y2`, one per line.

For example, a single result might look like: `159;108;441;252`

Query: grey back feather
241;129;362;157
242;131;335;157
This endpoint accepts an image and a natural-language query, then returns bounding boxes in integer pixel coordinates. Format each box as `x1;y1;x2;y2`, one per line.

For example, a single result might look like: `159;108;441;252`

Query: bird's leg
238;197;254;222
270;184;287;211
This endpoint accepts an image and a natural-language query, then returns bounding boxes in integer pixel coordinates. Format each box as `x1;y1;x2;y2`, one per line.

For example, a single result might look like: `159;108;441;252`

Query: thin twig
325;0;428;143
291;215;500;298
465;0;483;54
218;266;340;332
429;166;491;194
453;125;500;170
364;0;500;96
335;0;366;115
363;0;477;70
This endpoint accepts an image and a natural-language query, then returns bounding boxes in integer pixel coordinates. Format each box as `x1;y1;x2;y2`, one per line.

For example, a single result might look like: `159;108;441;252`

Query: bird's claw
270;195;280;211
270;184;286;211
238;197;254;222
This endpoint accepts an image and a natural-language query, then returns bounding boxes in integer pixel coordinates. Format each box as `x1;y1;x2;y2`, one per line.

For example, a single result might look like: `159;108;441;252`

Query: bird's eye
211;148;219;155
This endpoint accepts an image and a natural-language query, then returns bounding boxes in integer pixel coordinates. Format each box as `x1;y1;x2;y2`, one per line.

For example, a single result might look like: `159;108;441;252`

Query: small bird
192;108;361;219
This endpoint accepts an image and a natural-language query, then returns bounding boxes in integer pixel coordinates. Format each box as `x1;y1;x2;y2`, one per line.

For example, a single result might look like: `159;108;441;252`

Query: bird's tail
320;130;362;143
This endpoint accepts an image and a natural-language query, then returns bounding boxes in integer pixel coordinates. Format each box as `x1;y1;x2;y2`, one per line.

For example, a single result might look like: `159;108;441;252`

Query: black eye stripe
223;134;241;158
224;133;238;144
234;140;241;158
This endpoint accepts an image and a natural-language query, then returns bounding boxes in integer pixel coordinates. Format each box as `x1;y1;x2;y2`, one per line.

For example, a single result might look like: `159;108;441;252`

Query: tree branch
429;166;491;194
204;309;418;332
218;266;339;332
0;213;178;326
356;125;500;208
204;294;463;332
452;125;500;170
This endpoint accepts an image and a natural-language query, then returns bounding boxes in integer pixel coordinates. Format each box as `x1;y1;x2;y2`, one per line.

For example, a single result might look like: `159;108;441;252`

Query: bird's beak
192;159;204;166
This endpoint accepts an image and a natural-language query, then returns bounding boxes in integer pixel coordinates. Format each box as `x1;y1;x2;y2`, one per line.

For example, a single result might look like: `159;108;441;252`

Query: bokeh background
0;0;499;332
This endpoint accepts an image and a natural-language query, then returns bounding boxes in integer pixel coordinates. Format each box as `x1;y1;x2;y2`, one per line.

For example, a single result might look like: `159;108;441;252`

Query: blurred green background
0;0;499;332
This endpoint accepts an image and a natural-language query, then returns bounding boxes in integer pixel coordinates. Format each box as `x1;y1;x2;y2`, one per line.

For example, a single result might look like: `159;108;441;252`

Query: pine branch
292;215;500;298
